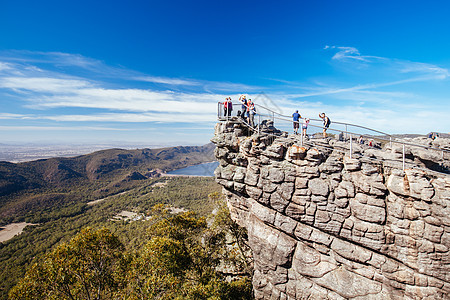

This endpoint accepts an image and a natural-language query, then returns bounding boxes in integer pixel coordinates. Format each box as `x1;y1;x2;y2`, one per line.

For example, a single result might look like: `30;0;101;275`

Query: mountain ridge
0;143;215;195
0;143;215;225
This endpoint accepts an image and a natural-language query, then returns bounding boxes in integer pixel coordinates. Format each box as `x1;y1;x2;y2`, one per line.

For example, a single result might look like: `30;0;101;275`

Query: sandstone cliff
212;120;449;299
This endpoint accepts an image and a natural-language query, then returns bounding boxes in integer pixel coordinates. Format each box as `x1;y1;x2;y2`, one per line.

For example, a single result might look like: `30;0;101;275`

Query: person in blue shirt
292;110;301;134
239;95;247;119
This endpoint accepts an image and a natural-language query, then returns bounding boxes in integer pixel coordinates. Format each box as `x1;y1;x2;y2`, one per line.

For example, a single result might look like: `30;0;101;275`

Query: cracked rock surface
212;121;450;300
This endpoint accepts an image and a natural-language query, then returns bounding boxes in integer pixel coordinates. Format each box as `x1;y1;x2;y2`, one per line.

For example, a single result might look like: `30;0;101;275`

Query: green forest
0;146;253;299
1;176;253;299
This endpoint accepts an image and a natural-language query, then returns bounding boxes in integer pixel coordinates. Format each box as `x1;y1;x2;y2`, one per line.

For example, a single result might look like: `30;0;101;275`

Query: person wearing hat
292;110;301;134
319;113;331;138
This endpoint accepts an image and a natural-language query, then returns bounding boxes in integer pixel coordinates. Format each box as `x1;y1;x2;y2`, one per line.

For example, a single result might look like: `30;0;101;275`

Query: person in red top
223;97;228;117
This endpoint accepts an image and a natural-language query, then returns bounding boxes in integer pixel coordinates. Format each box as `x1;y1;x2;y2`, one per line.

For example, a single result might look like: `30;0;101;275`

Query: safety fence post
390;137;392;148
258;115;261;135
300;120;304;147
345;124;348;140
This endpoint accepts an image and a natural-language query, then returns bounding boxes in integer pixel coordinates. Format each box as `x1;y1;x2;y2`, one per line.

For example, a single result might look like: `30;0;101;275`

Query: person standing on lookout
225;97;233;117
239;94;247;118
292;110;301;134
319;112;331;138
247;99;256;127
223;97;229;117
302;118;310;138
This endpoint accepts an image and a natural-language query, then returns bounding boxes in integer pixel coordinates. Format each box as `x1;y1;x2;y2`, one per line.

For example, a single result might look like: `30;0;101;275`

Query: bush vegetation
0;175;252;299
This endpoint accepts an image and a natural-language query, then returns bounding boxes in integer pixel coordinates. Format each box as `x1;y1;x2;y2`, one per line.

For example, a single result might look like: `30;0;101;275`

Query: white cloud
0;113;27;119
1;49;449;137
0;50;105;71
0;62;13;71
202;81;262;93
0;125;129;131
327;45;449;79
0;51;245;118
23;88;221;114
399;61;449;79
43;112;215;123
0;77;92;93
331;46;363;60
327;46;385;62
135;76;200;86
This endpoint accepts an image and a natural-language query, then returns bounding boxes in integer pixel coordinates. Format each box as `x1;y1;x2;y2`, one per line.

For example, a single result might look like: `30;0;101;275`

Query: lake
166;161;219;177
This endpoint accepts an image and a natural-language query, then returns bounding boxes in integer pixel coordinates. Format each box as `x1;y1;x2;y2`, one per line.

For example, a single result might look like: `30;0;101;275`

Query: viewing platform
217;101;450;176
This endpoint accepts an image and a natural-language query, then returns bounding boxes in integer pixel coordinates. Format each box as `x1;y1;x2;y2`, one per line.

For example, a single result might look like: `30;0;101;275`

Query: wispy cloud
0;52;228;118
0;113;27;119
0;125;130;131
43;112;214;123
0;51;255;119
326;45;449;79
398;61;449;79
23;89;220;114
0;50;113;73
134;76;200;86
0;77;92;93
0;49;449;140
267;45;450;106
281;77;434;100
0;62;14;71
325;46;385;62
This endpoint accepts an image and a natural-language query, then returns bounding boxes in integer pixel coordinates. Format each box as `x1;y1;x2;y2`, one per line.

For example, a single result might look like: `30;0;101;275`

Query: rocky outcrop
212;120;450;299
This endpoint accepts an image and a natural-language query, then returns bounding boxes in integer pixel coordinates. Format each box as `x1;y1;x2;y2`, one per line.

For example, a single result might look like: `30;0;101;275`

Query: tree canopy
9;201;253;300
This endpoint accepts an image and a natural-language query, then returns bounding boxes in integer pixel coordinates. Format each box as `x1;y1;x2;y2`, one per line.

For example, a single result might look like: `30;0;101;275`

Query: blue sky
1;0;449;146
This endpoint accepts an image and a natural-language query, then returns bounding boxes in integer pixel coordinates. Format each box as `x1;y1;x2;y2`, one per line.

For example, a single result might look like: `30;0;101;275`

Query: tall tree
9;227;128;300
125;204;252;300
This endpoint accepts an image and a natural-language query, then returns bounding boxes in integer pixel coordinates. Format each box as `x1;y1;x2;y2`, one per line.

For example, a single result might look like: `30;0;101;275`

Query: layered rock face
212;121;450;299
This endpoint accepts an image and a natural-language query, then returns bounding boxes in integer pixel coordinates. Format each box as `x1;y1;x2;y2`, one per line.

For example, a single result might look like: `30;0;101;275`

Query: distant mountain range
0;143;215;198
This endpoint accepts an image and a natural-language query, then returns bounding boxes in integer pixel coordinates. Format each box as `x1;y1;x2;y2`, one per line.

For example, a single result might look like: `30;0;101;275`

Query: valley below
0;143;251;300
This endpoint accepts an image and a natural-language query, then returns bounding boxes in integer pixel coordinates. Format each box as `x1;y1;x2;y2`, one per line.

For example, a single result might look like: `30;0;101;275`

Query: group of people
223;97;233;117
222;95;257;127
292;111;331;138
222;97;332;137
428;132;440;140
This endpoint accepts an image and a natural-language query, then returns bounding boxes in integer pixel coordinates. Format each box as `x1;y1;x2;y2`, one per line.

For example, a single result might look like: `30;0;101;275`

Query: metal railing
217;101;449;174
